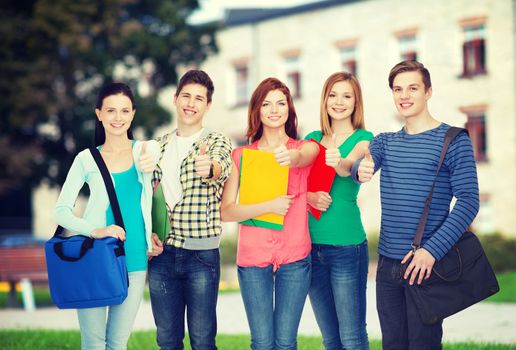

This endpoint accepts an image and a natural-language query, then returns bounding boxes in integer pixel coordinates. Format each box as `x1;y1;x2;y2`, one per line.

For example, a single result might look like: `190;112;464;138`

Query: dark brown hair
175;70;214;102
94;82;135;146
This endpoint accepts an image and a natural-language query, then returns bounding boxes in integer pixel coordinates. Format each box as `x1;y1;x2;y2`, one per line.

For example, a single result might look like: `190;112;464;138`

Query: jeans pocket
292;254;311;267
194;249;220;268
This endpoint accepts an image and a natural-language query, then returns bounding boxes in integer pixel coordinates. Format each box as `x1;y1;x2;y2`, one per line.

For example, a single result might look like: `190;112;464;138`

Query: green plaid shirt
152;130;232;248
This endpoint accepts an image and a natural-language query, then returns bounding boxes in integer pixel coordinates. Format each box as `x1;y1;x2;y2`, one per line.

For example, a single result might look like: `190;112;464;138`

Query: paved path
1;281;515;344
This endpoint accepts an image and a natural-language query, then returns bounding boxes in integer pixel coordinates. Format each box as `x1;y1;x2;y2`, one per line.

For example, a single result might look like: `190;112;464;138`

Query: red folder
307;139;336;220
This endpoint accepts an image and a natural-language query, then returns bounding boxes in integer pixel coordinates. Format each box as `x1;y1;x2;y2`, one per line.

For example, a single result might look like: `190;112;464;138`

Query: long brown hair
320;72;365;135
246;77;298;143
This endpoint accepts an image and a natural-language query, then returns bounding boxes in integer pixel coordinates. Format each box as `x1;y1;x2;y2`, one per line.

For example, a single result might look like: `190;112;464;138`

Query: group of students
54;59;480;350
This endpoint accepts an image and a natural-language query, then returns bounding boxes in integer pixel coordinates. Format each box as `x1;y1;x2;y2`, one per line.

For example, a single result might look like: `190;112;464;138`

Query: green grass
1;330;515;350
487;271;516;303
2;270;515;308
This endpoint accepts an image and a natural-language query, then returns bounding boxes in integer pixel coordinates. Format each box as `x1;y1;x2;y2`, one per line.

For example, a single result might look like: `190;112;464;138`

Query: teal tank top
103;145;147;272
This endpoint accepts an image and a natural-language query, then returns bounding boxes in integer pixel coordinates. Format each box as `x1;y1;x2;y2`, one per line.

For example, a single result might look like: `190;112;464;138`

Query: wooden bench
0;245;48;309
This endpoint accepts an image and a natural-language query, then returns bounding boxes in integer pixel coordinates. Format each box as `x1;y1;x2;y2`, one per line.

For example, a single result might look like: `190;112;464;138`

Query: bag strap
52;148;126;238
89;147;125;230
411;127;466;249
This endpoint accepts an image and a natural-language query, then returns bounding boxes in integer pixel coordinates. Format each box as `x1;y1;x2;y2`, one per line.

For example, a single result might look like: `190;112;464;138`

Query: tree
0;0;217;194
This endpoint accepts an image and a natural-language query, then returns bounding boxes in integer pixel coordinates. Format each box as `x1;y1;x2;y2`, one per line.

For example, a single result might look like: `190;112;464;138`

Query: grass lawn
487;271;516;303
1;330;515;350
2;270;515;308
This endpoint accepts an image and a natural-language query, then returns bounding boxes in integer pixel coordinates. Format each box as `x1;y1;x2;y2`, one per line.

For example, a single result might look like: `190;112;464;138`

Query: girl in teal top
305;72;373;350
105;142;148;272
54;83;163;349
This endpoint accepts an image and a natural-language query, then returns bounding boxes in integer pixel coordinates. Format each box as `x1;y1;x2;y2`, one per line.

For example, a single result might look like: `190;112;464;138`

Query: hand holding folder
307;139;337;219
239;148;289;230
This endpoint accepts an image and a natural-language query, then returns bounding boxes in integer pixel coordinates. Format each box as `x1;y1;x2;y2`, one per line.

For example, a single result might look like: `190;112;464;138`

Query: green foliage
1;331;515;350
478;233;516;273
0;288;53;308
0;0;218;193
367;233;379;261
219;235;238;265
368;232;516;273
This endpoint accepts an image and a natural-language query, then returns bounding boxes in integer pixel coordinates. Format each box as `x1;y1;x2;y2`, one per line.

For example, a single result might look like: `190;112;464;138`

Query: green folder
151;183;170;242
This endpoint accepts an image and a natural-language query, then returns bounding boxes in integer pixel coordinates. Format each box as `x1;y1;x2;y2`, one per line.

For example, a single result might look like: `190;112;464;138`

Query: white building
197;0;516;236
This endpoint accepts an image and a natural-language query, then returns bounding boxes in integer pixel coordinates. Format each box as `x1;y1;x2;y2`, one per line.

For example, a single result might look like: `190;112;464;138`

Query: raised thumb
364;148;373;161
331;133;337;148
199;143;207;156
141;141;147;155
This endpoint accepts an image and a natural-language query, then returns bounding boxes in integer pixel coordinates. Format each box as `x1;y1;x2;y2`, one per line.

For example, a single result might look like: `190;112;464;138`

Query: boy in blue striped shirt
352;61;479;349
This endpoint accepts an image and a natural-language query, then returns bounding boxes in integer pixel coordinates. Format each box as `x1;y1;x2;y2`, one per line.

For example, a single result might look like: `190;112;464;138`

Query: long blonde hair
320;72;365;135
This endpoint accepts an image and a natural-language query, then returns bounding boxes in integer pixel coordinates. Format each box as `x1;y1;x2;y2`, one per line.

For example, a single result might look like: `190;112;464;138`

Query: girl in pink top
221;78;318;350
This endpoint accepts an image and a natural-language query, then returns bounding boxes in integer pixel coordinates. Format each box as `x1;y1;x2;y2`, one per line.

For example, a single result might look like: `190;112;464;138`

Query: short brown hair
388;60;431;91
175;70;214;103
320;72;365;135
246;78;298;143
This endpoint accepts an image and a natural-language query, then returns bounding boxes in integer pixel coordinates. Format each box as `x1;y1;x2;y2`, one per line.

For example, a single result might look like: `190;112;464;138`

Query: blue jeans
238;255;311;350
309;242;369;350
77;270;147;350
376;255;443;350
148;246;220;350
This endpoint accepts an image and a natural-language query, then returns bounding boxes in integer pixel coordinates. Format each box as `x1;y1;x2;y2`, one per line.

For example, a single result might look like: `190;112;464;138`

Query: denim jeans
309;241;369;350
376;255;443;350
77;270;147;350
238;255;311;350
148;245;220;350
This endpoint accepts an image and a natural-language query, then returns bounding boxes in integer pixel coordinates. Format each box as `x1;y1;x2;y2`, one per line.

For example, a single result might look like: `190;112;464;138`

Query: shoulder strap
412;127;466;249
89;148;125;230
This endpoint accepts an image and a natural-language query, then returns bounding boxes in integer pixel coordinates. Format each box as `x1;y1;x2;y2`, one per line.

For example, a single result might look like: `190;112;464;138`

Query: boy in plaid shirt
147;70;232;350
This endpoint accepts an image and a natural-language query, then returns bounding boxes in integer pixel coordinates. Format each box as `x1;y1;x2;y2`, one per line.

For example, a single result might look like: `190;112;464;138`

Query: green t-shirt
304;129;374;245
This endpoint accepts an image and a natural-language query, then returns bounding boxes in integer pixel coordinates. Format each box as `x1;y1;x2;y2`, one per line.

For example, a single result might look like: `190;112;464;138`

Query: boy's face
391;71;432;120
174;83;211;129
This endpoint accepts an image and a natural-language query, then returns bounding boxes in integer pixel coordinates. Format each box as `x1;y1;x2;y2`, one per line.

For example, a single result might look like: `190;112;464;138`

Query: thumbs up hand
273;144;292;167
357;148;375;183
325;134;341;169
139;142;156;173
195;142;212;178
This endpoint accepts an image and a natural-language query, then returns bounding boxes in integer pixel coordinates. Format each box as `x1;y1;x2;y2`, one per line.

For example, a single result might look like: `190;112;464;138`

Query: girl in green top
305;72;373;350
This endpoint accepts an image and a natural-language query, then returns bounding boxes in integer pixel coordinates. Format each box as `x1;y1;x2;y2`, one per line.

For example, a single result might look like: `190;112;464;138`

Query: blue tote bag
45;148;129;309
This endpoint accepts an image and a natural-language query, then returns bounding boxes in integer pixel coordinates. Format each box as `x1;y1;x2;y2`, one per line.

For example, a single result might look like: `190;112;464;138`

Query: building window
464;112;488;162
399;35;417;61
339;46;357;76
462;23;486;77
394;28;418;62
234;64;249;106
285;56;301;99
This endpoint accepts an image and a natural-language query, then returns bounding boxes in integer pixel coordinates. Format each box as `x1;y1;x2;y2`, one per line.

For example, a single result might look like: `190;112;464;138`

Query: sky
189;0;323;24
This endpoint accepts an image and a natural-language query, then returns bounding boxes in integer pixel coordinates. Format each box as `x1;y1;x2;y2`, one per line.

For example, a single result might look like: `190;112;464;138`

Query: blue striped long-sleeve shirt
352;123;479;261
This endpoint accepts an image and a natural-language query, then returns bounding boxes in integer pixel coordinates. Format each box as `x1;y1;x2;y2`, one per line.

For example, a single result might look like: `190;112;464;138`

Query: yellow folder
239;148;289;230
